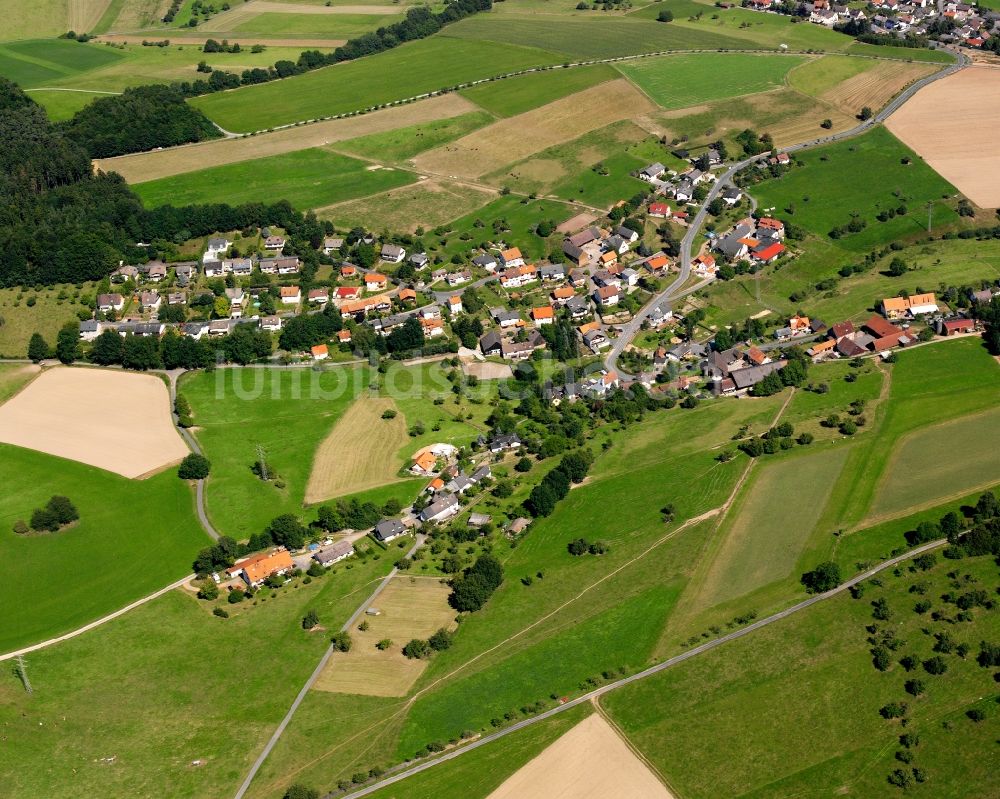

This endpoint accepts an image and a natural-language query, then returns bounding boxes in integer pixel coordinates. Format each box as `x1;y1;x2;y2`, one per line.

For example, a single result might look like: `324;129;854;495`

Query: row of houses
712;216;787;265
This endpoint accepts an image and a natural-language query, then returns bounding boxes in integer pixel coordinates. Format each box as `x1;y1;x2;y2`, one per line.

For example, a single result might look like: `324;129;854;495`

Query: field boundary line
335;538;948;799
592;697;678;797
0;573;194;662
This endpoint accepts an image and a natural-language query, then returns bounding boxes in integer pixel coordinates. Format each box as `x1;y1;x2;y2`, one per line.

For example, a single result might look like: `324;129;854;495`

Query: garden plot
0;367;188;478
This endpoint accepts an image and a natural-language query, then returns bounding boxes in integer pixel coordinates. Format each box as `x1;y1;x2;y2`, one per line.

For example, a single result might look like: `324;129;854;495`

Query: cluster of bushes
315;497;397;534
829;216;868;240
905;491;1000;558
162;0;183;22
175;393;194;427
402;628;453;659
749;350;809;397
680;610;758;648
172;0;492;99
735;127;774;157
525;450;593;517
738;422;813;457
13;496;78;534
567;537;608;556
278;306;342;351
449;553;504;612
84;324;272;370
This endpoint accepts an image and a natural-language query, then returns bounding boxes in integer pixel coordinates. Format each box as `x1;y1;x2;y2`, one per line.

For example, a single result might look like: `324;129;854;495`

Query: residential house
146;262;167;282
260;315;282;332
499;247;525;269
472;253;498;271
311;344;329;360
499;264;537;289
502;329;545;361
78;320;103;341
722;187;742;206
692;253;717;278
365;273;389;292
224;287;245;318
446;270;471;287
207;319;230;337
373;519;406;542
335;286;362;302
583;327;609;352
645;254;670;275
539;264;566;282
183;321;209;340
280;286;301;305
227;258;252;277
880;293;938;319
264;235;286;250
566;295;589;319
648;302;673;328
112;264;139;282
488;433;522;453
448;295;463;315
491;307;521;328
322;237;343;255
638;163;665;182
167;292;186;306
340;264;358;279
531;305;554;326
757;217;786;239
789;314;811;334
418;494;460;524
615;225;639;244
421;317;445;338
227;548;294;588
174;263;196;286
308;288;329;305
139;291;161;312
97;293;125;312
620;268;639;288
648;202;671;218
479;330;504;357
552;286;575;305
410;252;429;269
398;288;417;303
337;329;352;344
203;237;232;262
381;244;406;263
593;285;621;308
313;540;353;567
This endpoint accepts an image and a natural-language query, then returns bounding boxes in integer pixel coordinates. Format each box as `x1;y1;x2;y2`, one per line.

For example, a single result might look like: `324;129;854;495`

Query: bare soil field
0;367;188;479
96;93;478;182
461;360;514;380
766;104;855;148
556;212;599;234
96;34;346;46
821;60;936;117
886;66;1000;208
313;576;456;697
486;713;674;799
304;395;408;504
412;79;655;179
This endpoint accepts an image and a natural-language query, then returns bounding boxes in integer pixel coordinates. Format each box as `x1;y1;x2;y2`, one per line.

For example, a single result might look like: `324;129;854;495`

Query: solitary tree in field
27;332;49;363
302;610;319;630
657;8;674;21
801;561;842;593
178;453;211;480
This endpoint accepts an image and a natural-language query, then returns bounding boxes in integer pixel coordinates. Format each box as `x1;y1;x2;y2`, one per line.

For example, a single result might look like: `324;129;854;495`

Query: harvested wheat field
486;713;674;799
820;60;936;118
766;105;855;148
96;93;478;183
314;576;456;697
304;395;408;504
886;66;1000;208
0;367;188;478
412;79;655;179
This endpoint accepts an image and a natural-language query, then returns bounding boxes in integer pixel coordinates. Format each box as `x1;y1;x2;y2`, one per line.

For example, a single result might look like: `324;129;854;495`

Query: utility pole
16;655;32;694
255;443;268;482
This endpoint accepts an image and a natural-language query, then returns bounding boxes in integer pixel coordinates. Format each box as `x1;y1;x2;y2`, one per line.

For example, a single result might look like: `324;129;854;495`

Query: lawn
751;126;959;253
192;37;564;133
331;111;494;164
459;63;619;117
617;53;804;110
604;551;1000;799
870;405;1000;522
441;14;751;59
132;148;415;210
0;554;394;799
0;444;209;653
0;283;95;359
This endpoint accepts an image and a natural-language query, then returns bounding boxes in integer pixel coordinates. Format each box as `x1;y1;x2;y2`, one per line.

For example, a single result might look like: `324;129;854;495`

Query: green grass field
441;15;751;58
618;52;804;110
752;126;959;253
459;63;619;117
871;405;1000;521
697;445;851;607
0;444;208;653
788;53;873;97
331;111;494;164
321;179;494;232
845;40;956;62
0;284;96;359
604;551;1000;799
227;11;406;38
132;148;415;210
0;38;123;88
0;554;394;799
192;37;564;133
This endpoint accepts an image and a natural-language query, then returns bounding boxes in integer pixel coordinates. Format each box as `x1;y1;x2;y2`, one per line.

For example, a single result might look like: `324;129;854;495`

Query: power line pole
16;655;32;694
255;443;269;482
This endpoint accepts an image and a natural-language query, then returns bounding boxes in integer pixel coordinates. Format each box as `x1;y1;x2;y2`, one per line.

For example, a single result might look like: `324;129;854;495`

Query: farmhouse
939;317;976;335
373;519;406;543
881;292;938;319
227;548;294;588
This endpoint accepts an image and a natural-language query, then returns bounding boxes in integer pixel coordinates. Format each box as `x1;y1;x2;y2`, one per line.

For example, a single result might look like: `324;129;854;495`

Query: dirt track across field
304;395;408;504
412;79;655;179
0;367;189;478
485;713;674;799
886;65;1000;208
96;93;479;183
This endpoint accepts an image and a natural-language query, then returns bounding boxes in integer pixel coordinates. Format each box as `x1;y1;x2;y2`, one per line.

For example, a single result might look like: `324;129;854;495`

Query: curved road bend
605;50;969;379
233;534;426;799
337;537;947;799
